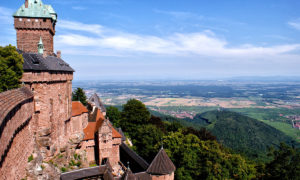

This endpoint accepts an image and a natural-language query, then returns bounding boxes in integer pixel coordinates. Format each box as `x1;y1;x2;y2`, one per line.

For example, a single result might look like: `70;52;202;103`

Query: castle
0;0;175;179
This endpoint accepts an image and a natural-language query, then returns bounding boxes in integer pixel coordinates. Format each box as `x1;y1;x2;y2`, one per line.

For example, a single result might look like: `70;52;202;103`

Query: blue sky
1;0;300;80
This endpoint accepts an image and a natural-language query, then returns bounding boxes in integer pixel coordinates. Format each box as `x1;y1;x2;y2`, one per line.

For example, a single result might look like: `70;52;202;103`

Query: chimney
25;0;28;8
57;50;61;58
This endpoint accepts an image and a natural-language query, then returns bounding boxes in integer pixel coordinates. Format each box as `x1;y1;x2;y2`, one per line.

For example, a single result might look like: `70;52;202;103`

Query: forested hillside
189;110;298;160
106;99;300;179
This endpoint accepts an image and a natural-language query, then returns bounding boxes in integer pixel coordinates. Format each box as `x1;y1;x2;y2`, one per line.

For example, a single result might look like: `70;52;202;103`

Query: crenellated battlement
14;17;55;34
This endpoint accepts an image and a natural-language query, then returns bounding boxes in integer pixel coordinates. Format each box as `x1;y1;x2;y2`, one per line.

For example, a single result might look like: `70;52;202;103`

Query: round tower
13;0;57;56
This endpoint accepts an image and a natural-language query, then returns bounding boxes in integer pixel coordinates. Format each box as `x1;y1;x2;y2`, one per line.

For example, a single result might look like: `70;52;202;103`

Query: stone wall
71;113;88;134
98;120;113;166
0;88;35;180
81;140;96;164
22;71;73;154
111;138;121;166
14;17;55;56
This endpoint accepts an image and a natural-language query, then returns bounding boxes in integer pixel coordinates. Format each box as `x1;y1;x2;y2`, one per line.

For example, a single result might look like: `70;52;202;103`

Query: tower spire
38;37;44;55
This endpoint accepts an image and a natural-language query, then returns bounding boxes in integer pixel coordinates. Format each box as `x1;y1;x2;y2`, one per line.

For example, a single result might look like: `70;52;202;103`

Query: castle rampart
0;87;35;180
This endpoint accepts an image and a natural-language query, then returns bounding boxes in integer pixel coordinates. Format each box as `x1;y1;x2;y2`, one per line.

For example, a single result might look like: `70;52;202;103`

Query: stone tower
13;0;57;56
13;0;74;155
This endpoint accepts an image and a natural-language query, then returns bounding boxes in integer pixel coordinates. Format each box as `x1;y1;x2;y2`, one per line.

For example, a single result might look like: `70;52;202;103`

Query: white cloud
56;20;300;59
154;9;203;20
57;20;103;35
72;6;87;10
288;18;300;30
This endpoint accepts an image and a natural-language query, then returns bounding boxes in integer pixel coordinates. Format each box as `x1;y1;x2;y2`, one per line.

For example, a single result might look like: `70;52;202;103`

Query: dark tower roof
123;169;137;180
89;93;106;112
20;51;74;72
146;148;176;175
120;143;149;173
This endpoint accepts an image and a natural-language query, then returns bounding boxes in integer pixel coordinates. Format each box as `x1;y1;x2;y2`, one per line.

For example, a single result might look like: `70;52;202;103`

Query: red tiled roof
72;101;88;117
83;108;121;140
109;123;122;138
83;109;104;140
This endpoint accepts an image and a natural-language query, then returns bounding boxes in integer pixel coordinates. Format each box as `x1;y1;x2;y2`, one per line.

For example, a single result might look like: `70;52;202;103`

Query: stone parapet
14;18;55;34
21;71;73;83
0;87;35;179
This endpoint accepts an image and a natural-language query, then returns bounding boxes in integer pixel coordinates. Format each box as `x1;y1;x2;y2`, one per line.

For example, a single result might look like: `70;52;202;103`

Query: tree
161;130;257;180
72;88;87;106
0;45;24;92
265;143;300;179
133;124;164;162
120;99;150;135
106;106;122;127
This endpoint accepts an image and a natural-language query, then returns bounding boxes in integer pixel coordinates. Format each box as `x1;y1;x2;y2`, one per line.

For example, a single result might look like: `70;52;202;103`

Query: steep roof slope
146;148;176;175
88;93;106;113
83;108;104;140
72;101;88;117
20;51;74;72
83;108;121;140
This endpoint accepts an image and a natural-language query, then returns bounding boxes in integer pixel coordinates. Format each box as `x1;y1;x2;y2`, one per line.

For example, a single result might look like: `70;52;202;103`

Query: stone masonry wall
22;72;73;156
14;17;55;56
71;113;88;135
0;119;35;180
0;88;35;180
98;120;113;166
111;138;121;166
81;140;96;164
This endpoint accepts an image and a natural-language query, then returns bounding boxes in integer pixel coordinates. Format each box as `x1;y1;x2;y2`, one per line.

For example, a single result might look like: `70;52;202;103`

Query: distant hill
190;110;298;160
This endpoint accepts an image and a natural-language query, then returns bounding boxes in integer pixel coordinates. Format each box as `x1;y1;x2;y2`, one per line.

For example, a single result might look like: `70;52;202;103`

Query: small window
43;19;46;22
27;19;30;22
19;18;22;21
35;19;38;22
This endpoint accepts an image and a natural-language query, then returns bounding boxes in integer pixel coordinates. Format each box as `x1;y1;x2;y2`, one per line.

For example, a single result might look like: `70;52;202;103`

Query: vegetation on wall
0;45;24;93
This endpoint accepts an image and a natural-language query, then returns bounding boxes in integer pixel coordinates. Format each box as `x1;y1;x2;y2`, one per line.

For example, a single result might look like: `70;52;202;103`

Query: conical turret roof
146;148;176;175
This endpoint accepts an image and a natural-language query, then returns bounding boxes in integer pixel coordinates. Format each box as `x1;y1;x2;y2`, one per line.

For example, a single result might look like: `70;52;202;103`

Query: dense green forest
189;110;298;160
106;99;300;180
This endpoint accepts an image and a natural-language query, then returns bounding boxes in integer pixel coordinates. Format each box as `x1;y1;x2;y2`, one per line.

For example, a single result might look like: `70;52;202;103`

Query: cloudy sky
1;0;300;80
